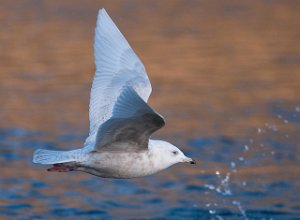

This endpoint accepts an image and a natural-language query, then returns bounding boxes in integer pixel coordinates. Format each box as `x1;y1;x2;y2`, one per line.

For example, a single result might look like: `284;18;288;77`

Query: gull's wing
85;9;152;148
94;87;165;151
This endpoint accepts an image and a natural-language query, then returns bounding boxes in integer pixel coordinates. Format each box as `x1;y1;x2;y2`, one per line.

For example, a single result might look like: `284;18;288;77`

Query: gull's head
149;140;196;169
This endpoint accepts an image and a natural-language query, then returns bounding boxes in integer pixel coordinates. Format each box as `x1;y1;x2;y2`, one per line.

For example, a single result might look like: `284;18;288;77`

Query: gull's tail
33;148;85;165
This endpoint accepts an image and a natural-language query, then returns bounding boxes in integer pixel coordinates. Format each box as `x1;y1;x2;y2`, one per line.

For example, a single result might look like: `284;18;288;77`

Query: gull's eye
172;151;178;156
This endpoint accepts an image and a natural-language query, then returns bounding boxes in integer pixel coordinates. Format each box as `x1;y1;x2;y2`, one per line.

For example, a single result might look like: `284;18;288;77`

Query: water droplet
239;157;244;161
284;120;288;124
232;200;240;205
230;161;236;168
265;123;279;132
296;106;300;112
209;209;216;214
277;114;282;119
216;171;220;175
204;184;215;190
257;128;262;133
244;145;249;151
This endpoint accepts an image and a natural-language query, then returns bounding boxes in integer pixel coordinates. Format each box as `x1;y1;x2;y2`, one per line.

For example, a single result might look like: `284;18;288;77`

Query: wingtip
96;8;111;27
98;8;108;17
99;8;106;13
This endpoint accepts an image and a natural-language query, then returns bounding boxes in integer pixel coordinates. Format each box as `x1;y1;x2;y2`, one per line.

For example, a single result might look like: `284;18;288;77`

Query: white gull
33;8;195;179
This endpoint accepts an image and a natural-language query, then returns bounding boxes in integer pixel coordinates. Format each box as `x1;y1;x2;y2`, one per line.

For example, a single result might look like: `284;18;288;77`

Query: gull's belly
79;151;160;178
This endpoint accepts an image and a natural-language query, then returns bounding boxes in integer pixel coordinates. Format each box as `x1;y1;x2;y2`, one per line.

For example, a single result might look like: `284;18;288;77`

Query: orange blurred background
0;0;299;140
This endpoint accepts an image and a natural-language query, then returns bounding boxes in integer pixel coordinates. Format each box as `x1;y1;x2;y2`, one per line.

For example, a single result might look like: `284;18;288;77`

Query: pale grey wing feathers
113;85;154;118
87;8;152;148
94;87;165;151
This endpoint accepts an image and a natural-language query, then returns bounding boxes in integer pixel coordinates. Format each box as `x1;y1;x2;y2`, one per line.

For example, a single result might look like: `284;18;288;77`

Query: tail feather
33;148;84;165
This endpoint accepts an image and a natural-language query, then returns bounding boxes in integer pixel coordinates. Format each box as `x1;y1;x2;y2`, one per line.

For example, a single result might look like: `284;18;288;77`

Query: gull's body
33;9;194;179
76;140;187;178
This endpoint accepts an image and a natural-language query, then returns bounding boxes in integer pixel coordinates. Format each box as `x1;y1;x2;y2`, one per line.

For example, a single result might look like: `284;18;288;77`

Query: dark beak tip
190;160;196;165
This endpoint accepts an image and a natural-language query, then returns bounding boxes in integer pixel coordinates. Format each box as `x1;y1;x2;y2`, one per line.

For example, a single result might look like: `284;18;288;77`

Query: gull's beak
183;157;196;164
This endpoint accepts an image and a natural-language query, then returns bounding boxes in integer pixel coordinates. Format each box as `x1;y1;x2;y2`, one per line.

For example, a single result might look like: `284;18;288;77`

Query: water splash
204;172;232;196
218;173;232;196
204;104;299;219
204;169;250;219
232;200;247;219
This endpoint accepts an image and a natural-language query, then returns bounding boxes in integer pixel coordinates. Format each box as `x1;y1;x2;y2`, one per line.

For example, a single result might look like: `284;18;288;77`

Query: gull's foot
47;163;78;172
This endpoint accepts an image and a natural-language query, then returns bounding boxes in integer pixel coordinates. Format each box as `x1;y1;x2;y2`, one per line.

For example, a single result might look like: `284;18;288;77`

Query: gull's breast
79;151;161;178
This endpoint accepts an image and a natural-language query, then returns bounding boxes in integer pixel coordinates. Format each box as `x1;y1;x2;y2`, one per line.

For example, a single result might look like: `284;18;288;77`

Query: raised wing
94;87;165;151
86;9;152;147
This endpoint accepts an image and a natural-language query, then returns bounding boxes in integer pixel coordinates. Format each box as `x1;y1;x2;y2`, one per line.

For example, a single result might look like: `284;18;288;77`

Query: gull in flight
33;8;195;178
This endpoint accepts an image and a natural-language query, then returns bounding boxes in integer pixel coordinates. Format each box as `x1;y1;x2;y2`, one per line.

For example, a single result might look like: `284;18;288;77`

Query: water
0;122;299;219
0;0;300;219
